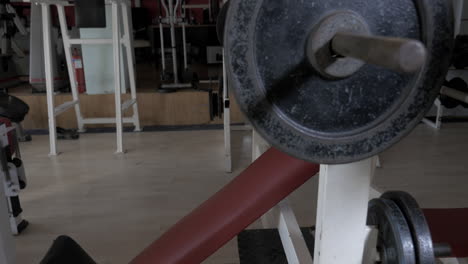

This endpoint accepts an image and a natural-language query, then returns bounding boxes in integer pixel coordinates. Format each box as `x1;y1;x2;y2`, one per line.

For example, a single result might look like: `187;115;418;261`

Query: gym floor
14;123;468;264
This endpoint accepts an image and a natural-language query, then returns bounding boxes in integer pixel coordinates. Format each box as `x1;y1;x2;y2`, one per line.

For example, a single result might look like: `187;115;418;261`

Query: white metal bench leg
42;4;58;156
314;159;374;264
223;49;232;173
121;3;141;132
56;5;85;133
112;2;124;154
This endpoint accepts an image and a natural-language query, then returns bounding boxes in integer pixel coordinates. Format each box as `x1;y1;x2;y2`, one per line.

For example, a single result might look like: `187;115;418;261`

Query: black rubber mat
238;227;315;264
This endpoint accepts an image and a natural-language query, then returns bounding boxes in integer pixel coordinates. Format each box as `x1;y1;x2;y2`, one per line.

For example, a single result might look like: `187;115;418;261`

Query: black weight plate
382;191;435;264
216;1;230;45
225;0;454;164
368;198;416;264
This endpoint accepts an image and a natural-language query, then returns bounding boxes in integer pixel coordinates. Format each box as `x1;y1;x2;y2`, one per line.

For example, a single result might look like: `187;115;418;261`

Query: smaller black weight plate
381;191;435;264
367;198;416;264
216;1;230;45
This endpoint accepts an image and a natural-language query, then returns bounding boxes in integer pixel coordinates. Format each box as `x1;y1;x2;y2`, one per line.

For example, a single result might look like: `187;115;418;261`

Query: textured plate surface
225;0;454;164
368;198;416;264
382;191;436;264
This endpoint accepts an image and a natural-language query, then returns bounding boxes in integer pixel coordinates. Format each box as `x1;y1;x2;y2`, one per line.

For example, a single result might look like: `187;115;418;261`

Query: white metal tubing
121;99;137;111
68;39;113;45
57;5;85;132
42;3;58;156
112;2;124;154
223;49;231;172
82;117;135;125
161;0;169;18
174;0;181;14
314;159;374;264
182;4;209;9
182;22;188;70
277;201;314;264
54;100;79;116
159;22;166;71
441;86;468;104
121;3;141;132
422;98;443;129
168;0;179;83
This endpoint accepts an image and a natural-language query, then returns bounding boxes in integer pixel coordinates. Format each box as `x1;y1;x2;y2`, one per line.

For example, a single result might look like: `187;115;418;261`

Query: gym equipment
28;1;460;264
381;191;436;263
367;198;416;264
0;118;28;236
0;93;31;142
0;2;28;90
225;0;453;164
36;0;141;155
158;0;193;91
440;77;468;108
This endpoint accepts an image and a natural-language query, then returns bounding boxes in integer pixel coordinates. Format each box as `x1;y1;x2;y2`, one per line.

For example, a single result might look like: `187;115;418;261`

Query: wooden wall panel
16;91;244;130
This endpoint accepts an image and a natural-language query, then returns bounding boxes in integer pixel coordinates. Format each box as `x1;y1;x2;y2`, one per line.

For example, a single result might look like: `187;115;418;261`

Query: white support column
314;159;374;264
42;3;58;156
56;4;85;132
112;2;124;154
121;2;141;132
223;48;232;173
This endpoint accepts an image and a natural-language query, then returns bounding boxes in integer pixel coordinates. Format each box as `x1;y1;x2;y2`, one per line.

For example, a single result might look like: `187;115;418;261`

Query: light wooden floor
13;123;468;264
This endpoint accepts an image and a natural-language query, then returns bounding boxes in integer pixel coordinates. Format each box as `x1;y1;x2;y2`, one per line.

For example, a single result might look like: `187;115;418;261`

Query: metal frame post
56;5;85;132
314;159;374;264
41;3;58;156
112;2;124;154
223;48;231;172
121;2;142;132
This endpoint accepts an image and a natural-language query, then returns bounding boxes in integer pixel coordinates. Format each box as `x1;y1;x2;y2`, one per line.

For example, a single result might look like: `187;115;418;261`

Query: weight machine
158;0;193;90
158;0;222;91
34;0;141;155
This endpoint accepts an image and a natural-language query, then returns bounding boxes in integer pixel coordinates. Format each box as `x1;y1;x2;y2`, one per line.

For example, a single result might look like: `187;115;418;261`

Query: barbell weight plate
381;191;436;264
225;0;454;164
216;1;230;45
368;198;416;264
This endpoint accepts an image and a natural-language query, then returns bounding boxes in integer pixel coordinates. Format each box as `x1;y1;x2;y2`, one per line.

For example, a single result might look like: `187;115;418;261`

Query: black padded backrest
75;0;106;28
40;236;97;264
